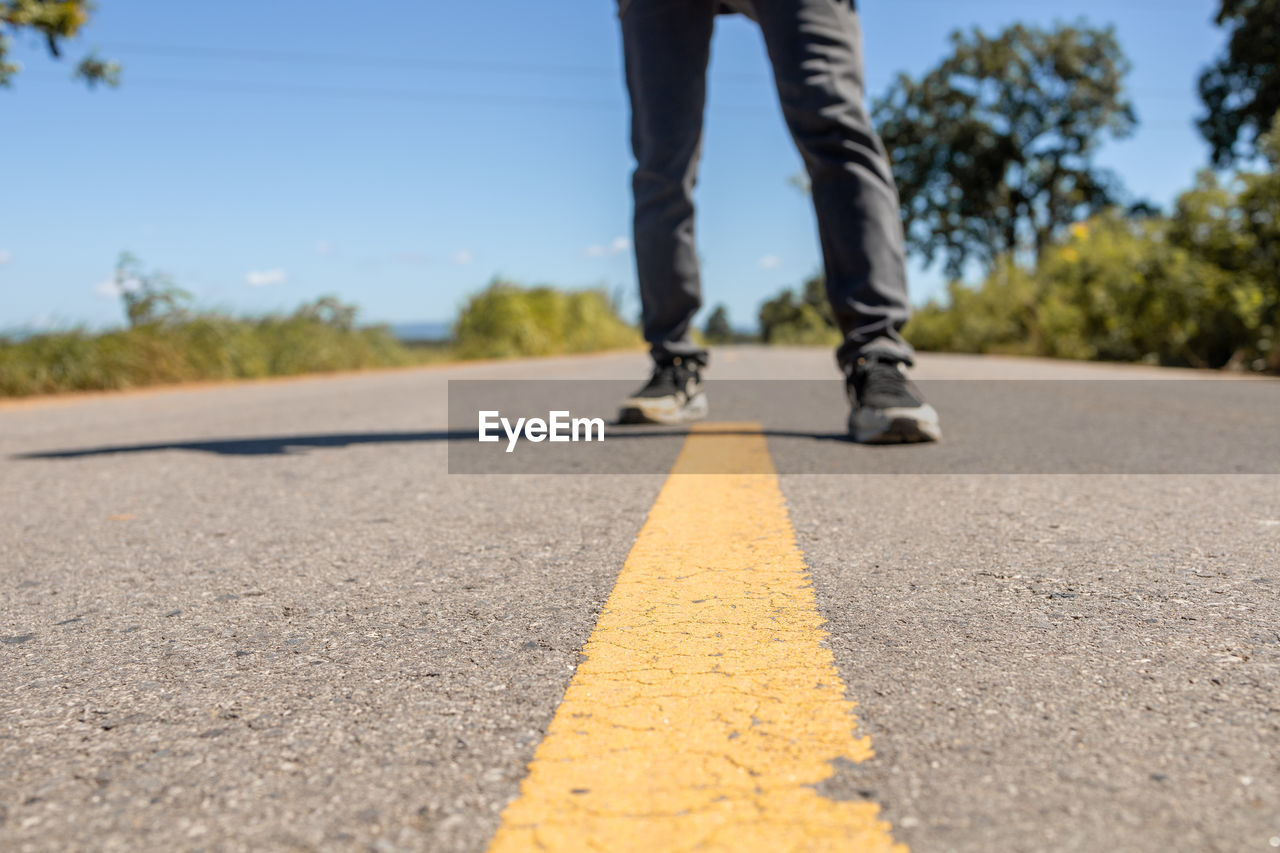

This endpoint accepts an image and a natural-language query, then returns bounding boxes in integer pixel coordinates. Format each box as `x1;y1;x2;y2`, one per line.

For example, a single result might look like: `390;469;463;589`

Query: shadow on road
13;426;850;459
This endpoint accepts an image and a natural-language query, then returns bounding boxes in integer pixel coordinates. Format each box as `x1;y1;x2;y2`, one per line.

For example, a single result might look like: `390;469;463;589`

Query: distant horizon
1;314;775;342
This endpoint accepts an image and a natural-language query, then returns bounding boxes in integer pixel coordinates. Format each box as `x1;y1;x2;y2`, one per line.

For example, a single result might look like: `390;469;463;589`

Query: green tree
1239;118;1280;368
757;274;839;346
1171;111;1280;367
1197;0;1280;167
873;22;1137;276
1;0;118;87
113;253;191;327
703;304;733;343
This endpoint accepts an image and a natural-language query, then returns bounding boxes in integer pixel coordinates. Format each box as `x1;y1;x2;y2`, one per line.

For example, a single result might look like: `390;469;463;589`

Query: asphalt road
1;347;1277;852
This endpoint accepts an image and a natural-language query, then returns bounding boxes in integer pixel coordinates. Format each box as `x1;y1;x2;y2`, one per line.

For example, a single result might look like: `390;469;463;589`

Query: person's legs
751;0;937;442
620;0;717;367
750;0;913;370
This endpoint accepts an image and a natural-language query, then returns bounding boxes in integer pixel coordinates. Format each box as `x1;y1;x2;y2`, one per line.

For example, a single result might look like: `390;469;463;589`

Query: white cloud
0;249;11;266
393;250;430;265
758;254;782;270
584;236;631;258
246;268;287;287
452;250;474;266
314;241;335;257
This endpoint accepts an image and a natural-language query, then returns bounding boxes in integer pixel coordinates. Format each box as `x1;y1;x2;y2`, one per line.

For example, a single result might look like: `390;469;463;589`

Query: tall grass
0;311;425;397
2;279;644;397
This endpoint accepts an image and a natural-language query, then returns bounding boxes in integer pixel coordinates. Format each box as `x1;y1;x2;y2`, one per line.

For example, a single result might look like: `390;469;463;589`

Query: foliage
1;266;654;396
873;22;1136;276
786;115;1280;371
1197;0;1280;166
905;260;1039;356
1035;216;1263;367
452;280;641;359
1168;112;1280;367
703;304;733;344
0;297;423;397
1;0;119;87
757;274;840;346
292;295;358;331
903;210;1270;370
111;252;192;327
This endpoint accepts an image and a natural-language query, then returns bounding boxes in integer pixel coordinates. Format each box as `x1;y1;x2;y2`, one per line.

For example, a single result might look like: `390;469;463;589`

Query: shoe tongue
868;356;905;376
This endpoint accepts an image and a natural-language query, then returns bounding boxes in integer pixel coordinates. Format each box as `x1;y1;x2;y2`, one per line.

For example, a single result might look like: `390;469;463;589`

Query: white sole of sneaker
618;392;709;426
850;403;942;444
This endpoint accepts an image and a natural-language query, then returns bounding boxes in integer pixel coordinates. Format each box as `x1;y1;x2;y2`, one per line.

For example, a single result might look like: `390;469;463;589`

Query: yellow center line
487;423;903;852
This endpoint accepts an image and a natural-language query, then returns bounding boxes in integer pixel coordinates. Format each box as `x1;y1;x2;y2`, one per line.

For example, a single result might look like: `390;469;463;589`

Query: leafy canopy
873;22;1136;276
1;0;118;87
1198;0;1280;167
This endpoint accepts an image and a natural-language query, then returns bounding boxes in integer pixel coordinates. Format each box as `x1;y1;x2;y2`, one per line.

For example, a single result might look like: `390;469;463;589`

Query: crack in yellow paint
488;423;904;852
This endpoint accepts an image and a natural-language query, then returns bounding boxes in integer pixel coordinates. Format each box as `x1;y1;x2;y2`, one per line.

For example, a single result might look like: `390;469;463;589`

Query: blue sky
1;0;1225;333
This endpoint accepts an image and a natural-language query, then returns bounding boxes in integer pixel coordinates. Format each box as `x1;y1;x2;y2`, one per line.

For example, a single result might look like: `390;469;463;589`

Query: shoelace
855;359;912;404
646;363;687;393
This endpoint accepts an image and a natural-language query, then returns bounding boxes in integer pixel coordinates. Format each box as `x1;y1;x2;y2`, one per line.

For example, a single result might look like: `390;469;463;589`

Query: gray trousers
621;0;914;369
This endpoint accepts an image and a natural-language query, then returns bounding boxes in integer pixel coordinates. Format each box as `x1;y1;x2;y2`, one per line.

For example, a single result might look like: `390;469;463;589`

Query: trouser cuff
837;337;915;372
651;343;709;368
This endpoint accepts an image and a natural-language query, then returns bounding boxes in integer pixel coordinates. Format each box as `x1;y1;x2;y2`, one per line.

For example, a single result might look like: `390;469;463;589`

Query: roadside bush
1166;115;1280;369
903;215;1266;368
758;275;841;346
905;260;1039;356
452;280;640;359
1034;215;1263;367
0;298;417;397
2;270;647;397
899;113;1280;371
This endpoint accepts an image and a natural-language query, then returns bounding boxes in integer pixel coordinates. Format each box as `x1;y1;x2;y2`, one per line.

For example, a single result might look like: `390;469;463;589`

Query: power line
98;42;766;83
115;76;630;110
92;41;1200;100
7;73;1202;128
8;72;782;114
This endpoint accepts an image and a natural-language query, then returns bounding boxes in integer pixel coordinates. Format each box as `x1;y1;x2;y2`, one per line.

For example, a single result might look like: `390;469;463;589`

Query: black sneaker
618;358;708;425
847;356;941;443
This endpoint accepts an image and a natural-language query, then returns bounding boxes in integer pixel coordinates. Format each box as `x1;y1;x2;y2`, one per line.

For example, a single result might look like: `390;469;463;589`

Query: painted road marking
488;423;903;852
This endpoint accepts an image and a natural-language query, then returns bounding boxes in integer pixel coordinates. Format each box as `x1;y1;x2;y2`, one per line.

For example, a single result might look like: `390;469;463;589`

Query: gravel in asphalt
1;348;1277;852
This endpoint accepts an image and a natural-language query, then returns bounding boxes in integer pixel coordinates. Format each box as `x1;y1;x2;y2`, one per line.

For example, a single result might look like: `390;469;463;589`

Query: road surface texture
1;347;1277;852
